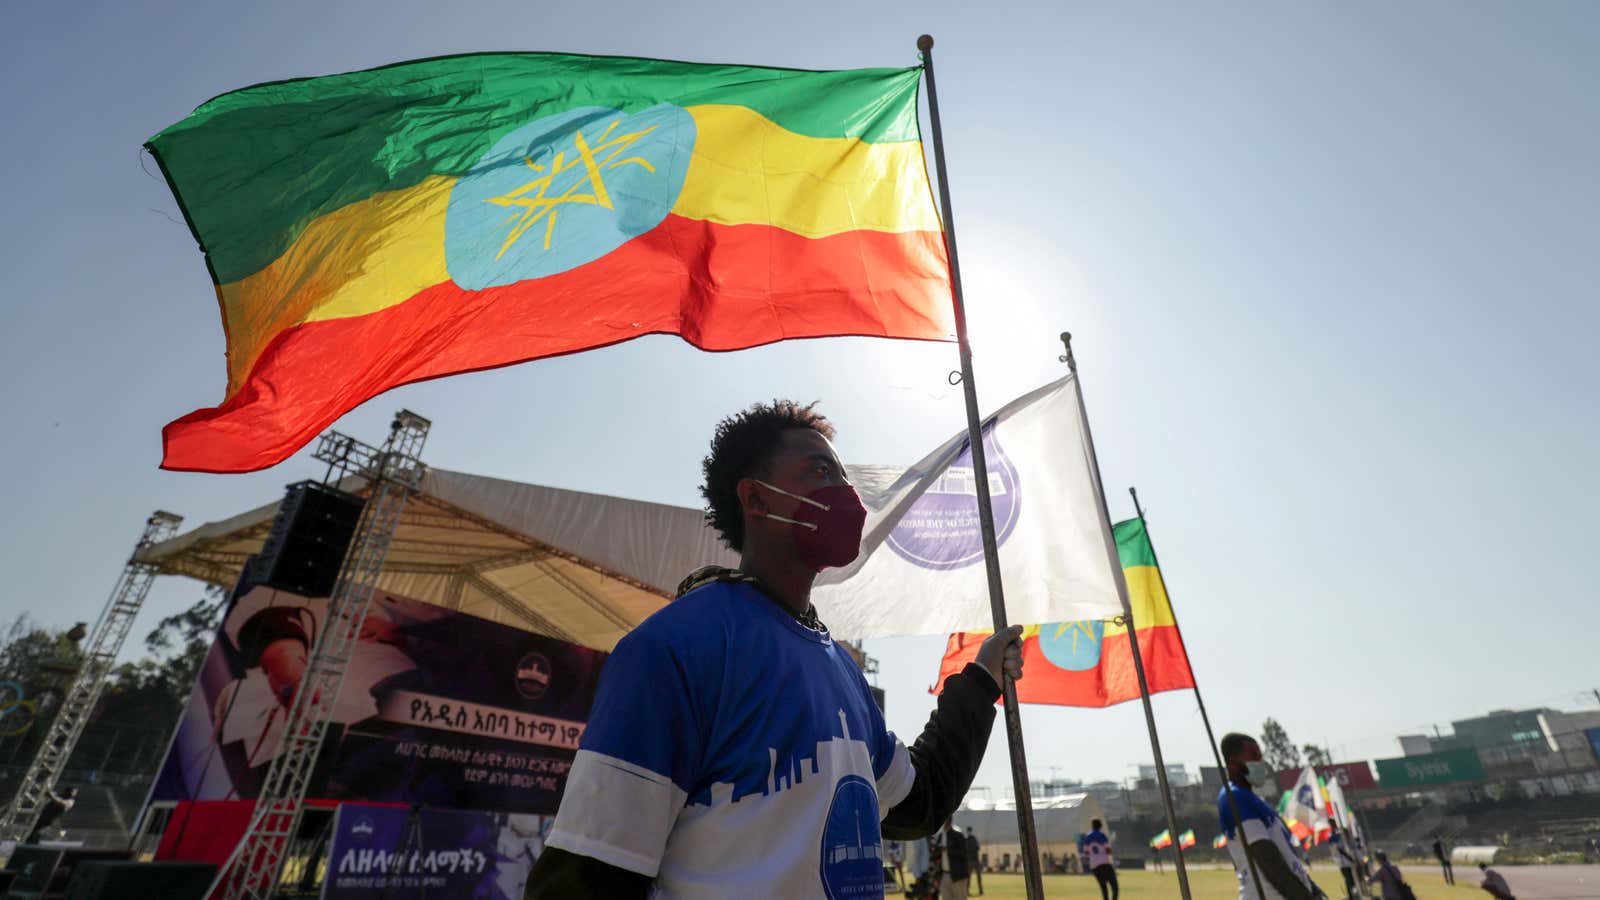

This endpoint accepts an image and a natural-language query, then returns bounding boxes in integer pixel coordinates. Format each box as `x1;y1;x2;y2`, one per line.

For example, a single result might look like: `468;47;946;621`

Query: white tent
136;468;738;651
957;793;1106;865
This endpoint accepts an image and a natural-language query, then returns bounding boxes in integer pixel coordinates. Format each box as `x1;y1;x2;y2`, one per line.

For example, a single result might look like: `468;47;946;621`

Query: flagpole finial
1057;331;1077;373
917;34;935;51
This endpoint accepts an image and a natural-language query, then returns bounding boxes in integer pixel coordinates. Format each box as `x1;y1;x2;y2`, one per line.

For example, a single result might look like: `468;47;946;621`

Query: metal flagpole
1128;487;1277;900
1057;333;1194;900
917;34;1045;900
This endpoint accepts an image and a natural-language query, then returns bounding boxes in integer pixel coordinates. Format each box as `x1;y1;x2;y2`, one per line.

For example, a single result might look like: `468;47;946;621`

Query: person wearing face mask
1218;732;1323;900
527;400;1024;899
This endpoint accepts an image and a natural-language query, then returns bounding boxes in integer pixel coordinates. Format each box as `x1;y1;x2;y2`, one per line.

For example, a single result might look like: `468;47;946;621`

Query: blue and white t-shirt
1083;829;1113;869
1217;784;1314;900
546;581;915;898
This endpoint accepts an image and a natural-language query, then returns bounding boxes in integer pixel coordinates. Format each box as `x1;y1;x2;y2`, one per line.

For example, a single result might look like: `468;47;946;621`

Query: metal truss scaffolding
213;411;430;900
0;510;185;844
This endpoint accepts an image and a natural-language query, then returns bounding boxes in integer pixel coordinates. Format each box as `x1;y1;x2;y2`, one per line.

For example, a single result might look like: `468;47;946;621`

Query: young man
943;818;971;900
1327;823;1360;899
1083;818;1118;900
1218;732;1320;900
24;785;77;844
1433;836;1454;885
1478;862;1514;900
526;401;1024;898
1374;851;1410;900
965;826;983;896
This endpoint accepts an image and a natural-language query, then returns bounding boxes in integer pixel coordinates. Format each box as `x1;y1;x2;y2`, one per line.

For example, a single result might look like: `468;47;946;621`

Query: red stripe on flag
935;625;1193;708
162;216;952;473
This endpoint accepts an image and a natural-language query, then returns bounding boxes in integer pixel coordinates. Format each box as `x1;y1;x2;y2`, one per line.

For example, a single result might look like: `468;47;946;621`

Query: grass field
943;868;1486;899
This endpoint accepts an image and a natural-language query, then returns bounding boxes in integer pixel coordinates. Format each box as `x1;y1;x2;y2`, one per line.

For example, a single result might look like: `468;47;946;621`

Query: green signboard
1374;748;1485;787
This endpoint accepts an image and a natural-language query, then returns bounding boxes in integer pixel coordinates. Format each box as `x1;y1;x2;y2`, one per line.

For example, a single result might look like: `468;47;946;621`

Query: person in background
24;784;77;843
1327;823;1360;899
1084;818;1118;900
1218;732;1320;900
907;835;932;898
884;840;904;892
965;826;983;896
1433;835;1454;885
942;819;970;900
1374;851;1411;900
1478;862;1514;900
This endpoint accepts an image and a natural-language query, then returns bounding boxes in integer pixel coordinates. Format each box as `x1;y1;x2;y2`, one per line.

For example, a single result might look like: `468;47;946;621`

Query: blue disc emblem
445;103;695;289
1038;620;1106;671
819;775;884;899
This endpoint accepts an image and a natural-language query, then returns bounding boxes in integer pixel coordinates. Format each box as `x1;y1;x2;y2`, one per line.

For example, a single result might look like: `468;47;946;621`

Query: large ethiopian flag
149;53;953;472
934;517;1195;707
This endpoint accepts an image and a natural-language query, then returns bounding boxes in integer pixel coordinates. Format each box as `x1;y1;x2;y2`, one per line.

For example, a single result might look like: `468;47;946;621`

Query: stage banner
149;585;606;813
322;802;550;900
1373;748;1485;788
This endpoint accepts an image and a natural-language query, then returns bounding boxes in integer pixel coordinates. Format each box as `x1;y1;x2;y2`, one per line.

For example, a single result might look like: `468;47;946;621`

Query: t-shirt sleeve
1218;787;1272;841
545;627;707;877
858;664;914;811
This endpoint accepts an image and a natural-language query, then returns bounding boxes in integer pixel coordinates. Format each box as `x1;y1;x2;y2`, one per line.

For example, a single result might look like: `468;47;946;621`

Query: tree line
0;591;221;789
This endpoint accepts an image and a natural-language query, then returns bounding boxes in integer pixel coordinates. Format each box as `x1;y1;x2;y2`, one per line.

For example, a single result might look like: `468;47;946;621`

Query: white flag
812;375;1124;640
1284;767;1330;838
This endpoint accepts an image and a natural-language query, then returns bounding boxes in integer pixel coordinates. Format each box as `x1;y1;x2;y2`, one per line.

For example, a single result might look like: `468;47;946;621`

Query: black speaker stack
250;480;367;597
61;861;216;900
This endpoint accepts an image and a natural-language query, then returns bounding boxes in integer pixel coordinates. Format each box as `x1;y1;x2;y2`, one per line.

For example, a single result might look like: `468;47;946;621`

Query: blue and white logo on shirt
819;775;884;899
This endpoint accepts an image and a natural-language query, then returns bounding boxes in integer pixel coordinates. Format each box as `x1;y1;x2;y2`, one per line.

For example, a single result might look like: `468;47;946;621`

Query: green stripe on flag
1113;517;1157;569
148;53;924;284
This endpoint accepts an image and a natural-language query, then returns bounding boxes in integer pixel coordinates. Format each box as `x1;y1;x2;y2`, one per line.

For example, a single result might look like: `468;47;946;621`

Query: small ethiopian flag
149;53;953;472
1150;830;1172;849
1178;829;1197;850
935;516;1194;706
1213;834;1229;849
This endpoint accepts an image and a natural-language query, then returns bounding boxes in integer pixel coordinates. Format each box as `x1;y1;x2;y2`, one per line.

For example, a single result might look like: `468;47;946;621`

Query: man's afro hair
700;400;834;552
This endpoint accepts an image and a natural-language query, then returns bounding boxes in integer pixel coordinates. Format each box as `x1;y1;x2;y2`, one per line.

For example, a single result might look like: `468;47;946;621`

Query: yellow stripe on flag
211;104;938;399
216;176;454;396
1104;565;1175;635
674;104;940;238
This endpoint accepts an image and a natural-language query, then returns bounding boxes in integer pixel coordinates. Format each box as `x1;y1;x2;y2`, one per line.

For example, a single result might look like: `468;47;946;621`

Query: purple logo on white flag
885;423;1021;570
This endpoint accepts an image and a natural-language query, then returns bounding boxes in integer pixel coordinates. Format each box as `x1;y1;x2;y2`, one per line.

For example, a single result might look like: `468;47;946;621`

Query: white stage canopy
958;792;1106;854
136;468;737;651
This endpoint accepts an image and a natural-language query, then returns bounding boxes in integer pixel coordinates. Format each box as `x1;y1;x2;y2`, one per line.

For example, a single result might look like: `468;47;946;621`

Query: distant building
1398;734;1435;757
1392;705;1600;789
1400;707;1600;761
1138;763;1192;787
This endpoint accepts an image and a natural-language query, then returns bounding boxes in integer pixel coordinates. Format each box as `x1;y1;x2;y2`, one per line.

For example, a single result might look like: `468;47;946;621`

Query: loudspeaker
2;845;63;897
252;481;366;597
49;850;132;897
63;861;215;900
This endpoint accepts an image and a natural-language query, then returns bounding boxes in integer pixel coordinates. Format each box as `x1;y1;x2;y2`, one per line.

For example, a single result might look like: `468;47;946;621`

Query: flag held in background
1212;834;1229;849
932;514;1194;706
1150;829;1172;849
1279;766;1331;845
1178;829;1197;850
812;375;1125;639
1324;772;1360;841
149;53;955;473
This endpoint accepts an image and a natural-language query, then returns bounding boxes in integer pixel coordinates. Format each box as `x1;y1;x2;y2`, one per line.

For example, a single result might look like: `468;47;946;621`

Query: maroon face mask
753;480;868;571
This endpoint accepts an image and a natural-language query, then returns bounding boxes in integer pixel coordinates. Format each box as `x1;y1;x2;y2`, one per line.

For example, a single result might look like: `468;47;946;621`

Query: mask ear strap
763;513;818;531
751;479;831;512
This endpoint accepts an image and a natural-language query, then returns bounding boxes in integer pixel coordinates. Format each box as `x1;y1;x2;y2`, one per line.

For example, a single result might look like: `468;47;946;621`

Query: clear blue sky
3;2;1597;795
